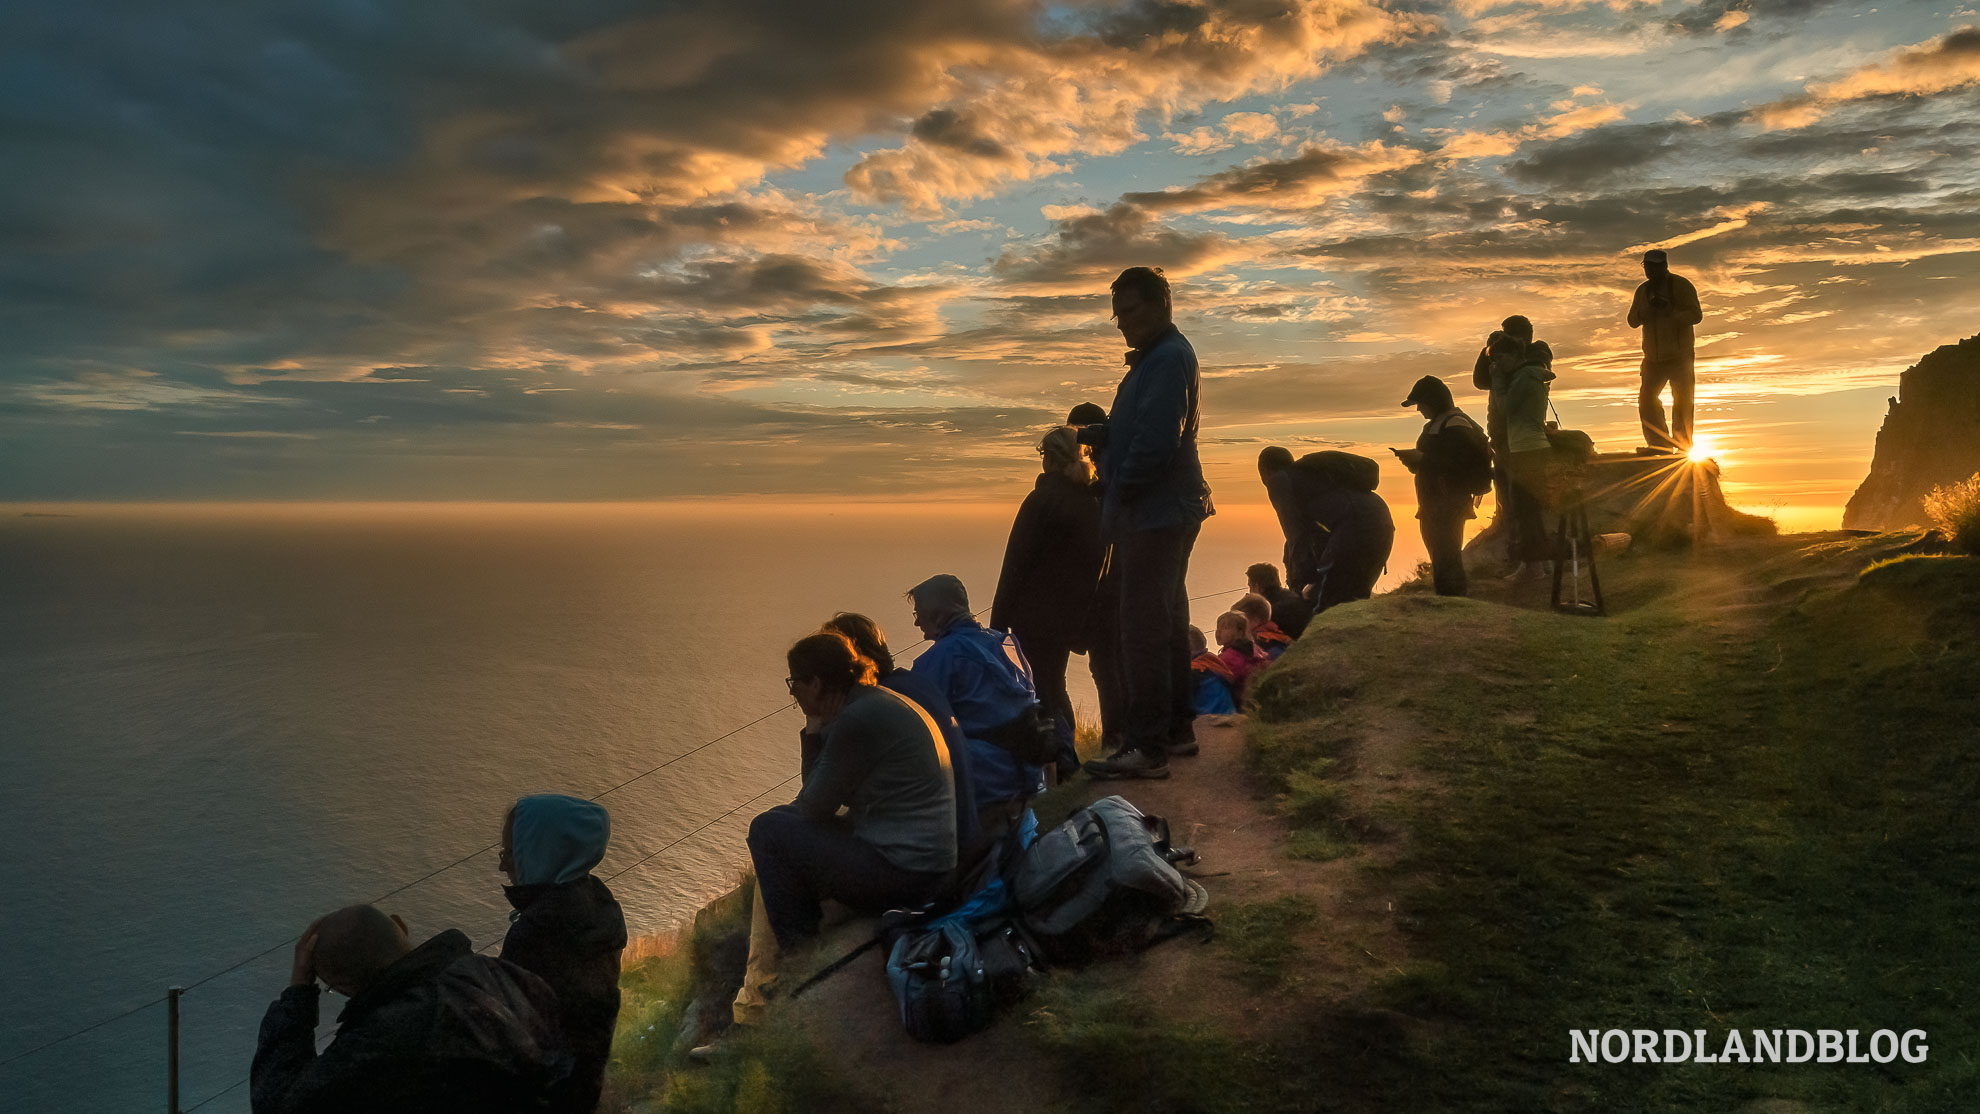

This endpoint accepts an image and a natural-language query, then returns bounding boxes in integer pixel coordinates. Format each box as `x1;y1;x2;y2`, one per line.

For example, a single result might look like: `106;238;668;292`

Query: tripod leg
1550;512;1566;606
1581;509;1606;616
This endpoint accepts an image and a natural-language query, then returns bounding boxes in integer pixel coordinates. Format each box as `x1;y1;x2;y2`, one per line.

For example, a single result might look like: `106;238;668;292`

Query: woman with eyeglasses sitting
725;631;959;1032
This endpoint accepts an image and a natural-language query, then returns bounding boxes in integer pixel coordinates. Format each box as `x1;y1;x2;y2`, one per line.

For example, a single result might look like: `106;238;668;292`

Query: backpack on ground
1009;795;1210;966
1294;450;1380;493
881;830;1039;1043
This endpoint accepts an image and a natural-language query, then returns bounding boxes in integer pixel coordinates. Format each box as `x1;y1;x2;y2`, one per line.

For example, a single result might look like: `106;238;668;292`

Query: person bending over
498;795;627;1114
1258;447;1396;614
252;904;567;1114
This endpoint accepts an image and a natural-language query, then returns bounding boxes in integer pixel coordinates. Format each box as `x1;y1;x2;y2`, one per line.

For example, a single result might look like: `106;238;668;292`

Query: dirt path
779;714;1417;1113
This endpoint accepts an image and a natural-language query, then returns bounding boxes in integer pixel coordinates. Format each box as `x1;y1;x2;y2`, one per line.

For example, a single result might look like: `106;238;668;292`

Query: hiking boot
1083;748;1171;780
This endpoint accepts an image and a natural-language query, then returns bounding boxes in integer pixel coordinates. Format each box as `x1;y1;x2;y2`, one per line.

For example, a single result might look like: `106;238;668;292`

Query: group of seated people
1184;563;1303;715
252;796;628;1113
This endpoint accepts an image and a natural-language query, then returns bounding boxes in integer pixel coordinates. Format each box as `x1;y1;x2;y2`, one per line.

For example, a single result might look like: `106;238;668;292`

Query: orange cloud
1753;27;1980;129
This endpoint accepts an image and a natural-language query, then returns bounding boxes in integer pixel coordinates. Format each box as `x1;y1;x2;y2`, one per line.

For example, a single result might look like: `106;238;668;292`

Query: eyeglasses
784;676;800;694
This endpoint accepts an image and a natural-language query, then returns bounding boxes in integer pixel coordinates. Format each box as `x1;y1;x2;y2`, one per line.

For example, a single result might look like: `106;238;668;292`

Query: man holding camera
1628;248;1703;453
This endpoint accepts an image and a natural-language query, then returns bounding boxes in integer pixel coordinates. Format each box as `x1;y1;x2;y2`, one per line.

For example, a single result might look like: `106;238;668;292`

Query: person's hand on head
290;924;321;988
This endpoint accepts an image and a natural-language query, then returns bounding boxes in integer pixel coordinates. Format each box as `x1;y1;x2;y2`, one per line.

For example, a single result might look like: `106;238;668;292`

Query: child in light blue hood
500;794;627;1114
505;794;611;886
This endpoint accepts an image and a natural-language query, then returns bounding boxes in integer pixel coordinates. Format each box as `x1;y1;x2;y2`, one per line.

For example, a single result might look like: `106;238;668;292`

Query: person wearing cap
991;426;1103;784
1628;249;1703;452
1392;375;1492;597
907;573;1046;830
1079;266;1215;782
1470;315;1552;522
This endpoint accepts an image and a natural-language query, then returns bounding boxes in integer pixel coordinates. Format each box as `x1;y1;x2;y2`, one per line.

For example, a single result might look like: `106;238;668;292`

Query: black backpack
1294;450;1380;493
1445;415;1494;497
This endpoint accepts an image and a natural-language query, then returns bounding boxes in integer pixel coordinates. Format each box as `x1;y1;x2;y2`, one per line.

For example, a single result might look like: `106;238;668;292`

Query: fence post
167;986;183;1114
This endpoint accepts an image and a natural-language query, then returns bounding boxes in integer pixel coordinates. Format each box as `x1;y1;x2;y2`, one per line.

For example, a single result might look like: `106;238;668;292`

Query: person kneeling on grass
1231;592;1291;661
252;904;568;1114
1213;611;1270;703
727;632;959;1034
498;795;627;1114
1187;625;1238;715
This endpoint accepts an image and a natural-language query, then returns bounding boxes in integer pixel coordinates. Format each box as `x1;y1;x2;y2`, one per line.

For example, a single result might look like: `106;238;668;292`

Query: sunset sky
5;0;1978;524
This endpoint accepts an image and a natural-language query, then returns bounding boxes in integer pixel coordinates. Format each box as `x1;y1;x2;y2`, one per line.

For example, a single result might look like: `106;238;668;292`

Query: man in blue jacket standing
1081;267;1215;780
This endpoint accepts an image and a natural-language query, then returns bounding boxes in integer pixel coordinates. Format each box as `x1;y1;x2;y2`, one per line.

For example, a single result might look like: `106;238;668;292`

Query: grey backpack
1008;795;1210;964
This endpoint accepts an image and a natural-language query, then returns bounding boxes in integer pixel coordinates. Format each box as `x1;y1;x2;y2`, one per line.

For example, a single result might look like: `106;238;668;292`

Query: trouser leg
1089;554;1125;753
1670;358;1695;450
746;806;945;950
1507;450;1553;562
1421;512;1468;596
1487;416;1510;529
1018;632;1077;771
1168;527;1198;747
731;887;780;1026
1640;361;1676;451
1115;523;1195;759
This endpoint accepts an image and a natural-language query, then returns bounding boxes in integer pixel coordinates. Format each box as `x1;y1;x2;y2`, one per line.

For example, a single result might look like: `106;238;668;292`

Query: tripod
1549;500;1605;616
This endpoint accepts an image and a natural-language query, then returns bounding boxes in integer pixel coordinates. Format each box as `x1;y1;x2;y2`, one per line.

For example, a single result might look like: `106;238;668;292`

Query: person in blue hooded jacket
1078;266;1215;781
906;573;1044;832
499;795;628;1114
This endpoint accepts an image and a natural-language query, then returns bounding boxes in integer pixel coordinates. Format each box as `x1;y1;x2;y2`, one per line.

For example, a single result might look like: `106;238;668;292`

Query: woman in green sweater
1488;331;1558;579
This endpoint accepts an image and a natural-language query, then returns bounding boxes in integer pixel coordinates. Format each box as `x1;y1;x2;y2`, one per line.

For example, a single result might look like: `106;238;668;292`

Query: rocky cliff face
1844;335;1980;531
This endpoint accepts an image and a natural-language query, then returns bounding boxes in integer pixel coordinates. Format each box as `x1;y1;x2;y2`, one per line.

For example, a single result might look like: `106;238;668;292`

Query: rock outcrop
1844;334;1980;531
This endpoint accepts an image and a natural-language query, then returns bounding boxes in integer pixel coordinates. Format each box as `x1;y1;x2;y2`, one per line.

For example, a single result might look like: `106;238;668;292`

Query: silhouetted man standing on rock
1629;248;1703;453
1081;266;1214;781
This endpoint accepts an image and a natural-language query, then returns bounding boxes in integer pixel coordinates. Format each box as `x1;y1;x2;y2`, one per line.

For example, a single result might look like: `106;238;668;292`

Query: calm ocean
0;501;1420;1113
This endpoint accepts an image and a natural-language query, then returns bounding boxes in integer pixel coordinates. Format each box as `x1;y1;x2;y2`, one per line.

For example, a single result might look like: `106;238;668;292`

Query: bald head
312;904;411;996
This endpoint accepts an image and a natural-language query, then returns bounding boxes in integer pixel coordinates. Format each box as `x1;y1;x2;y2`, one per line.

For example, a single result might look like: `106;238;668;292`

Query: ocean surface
0;501;1427;1113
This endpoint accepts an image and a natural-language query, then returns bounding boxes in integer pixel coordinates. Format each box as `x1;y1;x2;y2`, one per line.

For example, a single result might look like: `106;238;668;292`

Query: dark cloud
908;109;1012;158
990;203;1235;289
1666;0;1846;37
1504;117;1731;188
1124;143;1408;211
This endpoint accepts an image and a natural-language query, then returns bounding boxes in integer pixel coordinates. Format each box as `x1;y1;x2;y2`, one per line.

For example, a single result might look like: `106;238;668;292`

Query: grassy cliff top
607;531;1980;1114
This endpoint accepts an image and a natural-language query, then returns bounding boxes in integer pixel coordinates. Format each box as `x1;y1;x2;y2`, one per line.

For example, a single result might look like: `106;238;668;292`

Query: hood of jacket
509;794;610;886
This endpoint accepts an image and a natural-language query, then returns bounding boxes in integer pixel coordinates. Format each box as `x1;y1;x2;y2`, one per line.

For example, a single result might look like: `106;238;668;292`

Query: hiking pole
787;932;889;999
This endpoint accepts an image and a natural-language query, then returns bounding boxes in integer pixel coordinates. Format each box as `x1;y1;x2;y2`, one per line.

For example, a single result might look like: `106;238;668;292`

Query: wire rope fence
8;585;1250;1110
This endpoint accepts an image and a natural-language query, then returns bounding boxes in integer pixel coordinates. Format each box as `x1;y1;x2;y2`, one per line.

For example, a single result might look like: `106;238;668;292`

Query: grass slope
605;532;1980;1113
1242;532;1980;1113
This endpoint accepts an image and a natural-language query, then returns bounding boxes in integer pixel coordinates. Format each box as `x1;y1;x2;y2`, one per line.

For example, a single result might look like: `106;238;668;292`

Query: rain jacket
502;795;627;1114
1501;362;1557;455
990;469;1103;651
912;617;1044;809
1088;326;1214;537
251;930;568;1114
